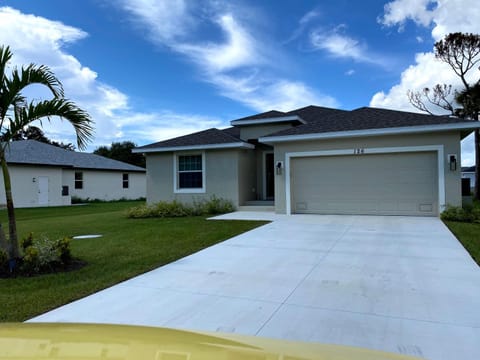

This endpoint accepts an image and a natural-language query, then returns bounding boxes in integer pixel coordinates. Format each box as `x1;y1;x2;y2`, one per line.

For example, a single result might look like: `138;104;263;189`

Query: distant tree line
93;141;145;168
3;125;76;150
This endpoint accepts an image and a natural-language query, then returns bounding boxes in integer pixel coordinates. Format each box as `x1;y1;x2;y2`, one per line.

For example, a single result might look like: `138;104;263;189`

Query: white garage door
291;152;438;216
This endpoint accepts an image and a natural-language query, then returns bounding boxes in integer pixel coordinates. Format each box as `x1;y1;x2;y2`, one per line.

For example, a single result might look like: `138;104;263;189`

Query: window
123;173;129;188
62;186;69;196
176;154;204;191
74;172;83;189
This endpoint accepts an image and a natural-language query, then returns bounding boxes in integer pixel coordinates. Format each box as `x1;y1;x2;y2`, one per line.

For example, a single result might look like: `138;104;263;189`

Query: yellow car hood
0;323;420;360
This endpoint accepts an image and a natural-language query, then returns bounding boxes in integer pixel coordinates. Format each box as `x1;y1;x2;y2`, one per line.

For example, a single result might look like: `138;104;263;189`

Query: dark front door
265;153;274;200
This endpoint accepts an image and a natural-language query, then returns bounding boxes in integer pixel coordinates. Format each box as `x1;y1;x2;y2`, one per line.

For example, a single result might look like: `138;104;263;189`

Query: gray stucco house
134;105;480;216
1;140;146;208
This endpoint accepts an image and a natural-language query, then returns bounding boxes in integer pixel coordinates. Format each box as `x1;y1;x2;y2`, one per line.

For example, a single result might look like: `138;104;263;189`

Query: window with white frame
177;154;203;190
122;173;129;188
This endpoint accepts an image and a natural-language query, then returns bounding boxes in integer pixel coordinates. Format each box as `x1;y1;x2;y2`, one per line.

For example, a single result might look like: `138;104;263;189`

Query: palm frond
5;99;94;151
0;46;12;90
1;64;64;119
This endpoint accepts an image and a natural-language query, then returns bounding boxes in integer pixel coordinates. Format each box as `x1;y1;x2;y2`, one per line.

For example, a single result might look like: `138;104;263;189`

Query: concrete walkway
30;213;480;360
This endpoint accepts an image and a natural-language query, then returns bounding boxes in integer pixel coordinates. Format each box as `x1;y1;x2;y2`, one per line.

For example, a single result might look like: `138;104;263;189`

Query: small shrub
441;205;479;223
56;237;72;264
126;196;235;218
126;204;158;218
73;196;146;204
21;232;34;250
204;195;235;214
155;200;191;217
20;234;74;275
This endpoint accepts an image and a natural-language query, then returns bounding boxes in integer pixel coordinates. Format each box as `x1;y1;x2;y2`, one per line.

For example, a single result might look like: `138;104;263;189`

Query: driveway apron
29;213;480;360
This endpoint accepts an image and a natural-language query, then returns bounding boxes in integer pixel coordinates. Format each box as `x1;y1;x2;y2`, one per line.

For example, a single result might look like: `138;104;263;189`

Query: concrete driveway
30;213;480;360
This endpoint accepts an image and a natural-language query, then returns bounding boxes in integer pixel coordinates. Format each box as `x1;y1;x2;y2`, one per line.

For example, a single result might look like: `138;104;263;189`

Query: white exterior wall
0;165;67;208
70;170;146;201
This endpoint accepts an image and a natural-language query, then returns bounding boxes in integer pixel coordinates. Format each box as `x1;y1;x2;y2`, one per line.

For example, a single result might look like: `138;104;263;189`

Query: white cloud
380;0;480;40
345;69;355;76
0;6;220;150
380;0;435;29
373;0;480;165
213;74;337;111
117;0;335;112
300;9;321;26
309;26;387;67
118;0;192;43
116;111;222;143
175;14;263;73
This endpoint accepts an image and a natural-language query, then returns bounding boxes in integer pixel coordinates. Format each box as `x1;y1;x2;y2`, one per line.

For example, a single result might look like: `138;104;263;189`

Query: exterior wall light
275;161;283;175
448;154;457;171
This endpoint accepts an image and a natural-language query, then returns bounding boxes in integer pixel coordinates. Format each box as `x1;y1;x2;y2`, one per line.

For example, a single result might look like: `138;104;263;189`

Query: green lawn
444;220;480;266
0;202;266;322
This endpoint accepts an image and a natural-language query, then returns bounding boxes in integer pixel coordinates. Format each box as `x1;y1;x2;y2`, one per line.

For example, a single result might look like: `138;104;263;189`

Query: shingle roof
135;105;479;150
135;128;246;150
5;140;145;172
266;107;475;137
233;110;287;121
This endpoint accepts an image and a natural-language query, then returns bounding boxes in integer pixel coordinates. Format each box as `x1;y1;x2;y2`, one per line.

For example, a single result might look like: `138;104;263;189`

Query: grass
0;201;267;322
444;220;480;266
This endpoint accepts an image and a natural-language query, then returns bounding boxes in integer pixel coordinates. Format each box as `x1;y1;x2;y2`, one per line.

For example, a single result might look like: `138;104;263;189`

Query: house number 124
353;148;365;154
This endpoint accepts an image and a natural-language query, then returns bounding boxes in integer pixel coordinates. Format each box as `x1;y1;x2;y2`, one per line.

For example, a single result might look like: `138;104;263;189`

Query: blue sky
0;0;479;164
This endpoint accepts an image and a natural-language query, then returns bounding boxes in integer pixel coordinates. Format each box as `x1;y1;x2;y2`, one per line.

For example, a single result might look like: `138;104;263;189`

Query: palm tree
0;45;94;265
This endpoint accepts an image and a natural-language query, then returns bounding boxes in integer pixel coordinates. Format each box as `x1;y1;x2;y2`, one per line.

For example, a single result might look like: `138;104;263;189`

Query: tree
4;125;76;150
0;45;94;265
94;141;145;168
407;32;480;199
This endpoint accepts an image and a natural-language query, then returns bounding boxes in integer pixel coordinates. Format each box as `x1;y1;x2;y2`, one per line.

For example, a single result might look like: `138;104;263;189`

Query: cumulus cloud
116;0;336;112
380;0;435;29
372;0;480;165
380;0;480;41
0;6;220;149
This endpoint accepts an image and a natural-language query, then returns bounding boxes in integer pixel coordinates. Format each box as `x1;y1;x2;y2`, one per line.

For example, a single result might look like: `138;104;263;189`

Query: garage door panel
291;152;438;216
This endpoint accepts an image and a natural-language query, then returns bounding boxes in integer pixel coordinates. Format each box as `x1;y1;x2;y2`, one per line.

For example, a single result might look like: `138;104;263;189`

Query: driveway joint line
282;302;480;329
254;221;354;336
117;283;283;305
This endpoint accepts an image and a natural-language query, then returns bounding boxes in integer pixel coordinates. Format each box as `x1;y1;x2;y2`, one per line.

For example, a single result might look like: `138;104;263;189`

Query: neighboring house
461;165;475;189
134;105;480;217
0;140;146;208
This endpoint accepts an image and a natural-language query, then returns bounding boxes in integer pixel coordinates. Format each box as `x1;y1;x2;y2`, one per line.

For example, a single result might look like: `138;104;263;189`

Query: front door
38;176;49;205
265;153;274;200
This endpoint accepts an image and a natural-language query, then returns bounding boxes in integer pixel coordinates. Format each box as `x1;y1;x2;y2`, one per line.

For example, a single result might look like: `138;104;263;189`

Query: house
461;165;475;189
0;140;146;208
133;105;480;216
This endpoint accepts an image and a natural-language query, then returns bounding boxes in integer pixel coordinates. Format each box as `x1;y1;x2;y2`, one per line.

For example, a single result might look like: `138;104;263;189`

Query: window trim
122;173;129;189
173;151;206;193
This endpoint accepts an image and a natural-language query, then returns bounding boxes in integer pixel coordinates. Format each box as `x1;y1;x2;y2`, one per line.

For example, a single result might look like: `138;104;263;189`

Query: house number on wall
353;148;365;154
